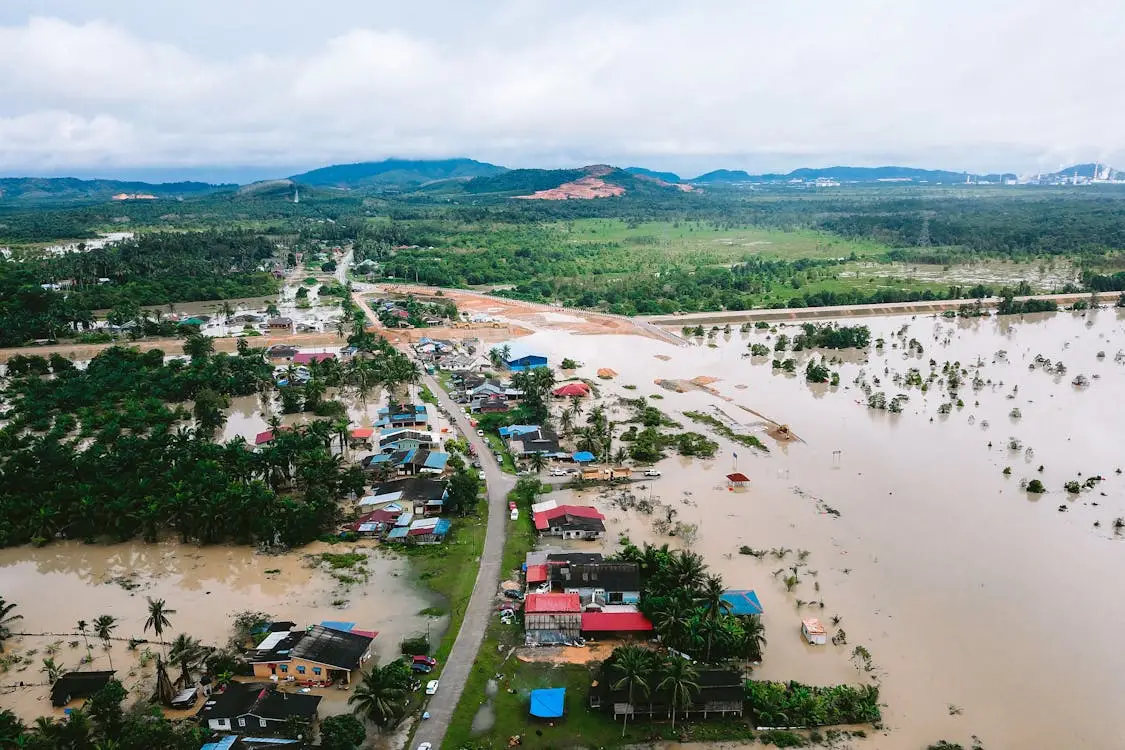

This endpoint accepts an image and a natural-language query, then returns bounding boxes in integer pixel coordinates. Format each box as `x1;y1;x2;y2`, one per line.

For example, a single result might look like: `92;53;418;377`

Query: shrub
1026;479;1046;493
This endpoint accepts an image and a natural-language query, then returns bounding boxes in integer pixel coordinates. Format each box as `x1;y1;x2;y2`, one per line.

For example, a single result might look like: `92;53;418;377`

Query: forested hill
0;177;229;203
290;158;507;189
625;166;683;183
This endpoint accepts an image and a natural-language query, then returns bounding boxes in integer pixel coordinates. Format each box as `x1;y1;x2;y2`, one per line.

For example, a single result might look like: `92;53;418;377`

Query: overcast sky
1;0;1122;180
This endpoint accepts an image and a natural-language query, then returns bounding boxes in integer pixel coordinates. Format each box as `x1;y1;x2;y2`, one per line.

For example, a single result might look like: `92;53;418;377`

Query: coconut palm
559;408;574;437
41;657;64;684
76;620;90;651
652;597;693;648
143;598;176;654
349;661;412;728
696;575;732;661
611;646;652;737
657;655;700;730
669;551;707;593
528;452;548;474
168;633;204;688
0;598;22;652
93;615;118;670
744;615;767;662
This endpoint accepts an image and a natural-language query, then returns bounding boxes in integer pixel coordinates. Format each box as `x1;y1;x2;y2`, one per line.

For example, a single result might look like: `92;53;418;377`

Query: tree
528;452;548;474
349;661;412;728
669;551;707;592
192;388;230;438
0;598;22;652
319;713;367;750
657;655;699;730
144;598;176;654
696;575;732;661
87;679;126;738
182;334;214;361
744;615;767;662
41;657;64;684
446;468;481;517
168;633;204;688
93;615;118;670
611;646;652;737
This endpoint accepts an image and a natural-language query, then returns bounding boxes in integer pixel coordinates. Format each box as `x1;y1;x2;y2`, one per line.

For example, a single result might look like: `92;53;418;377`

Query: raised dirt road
410;370;516;750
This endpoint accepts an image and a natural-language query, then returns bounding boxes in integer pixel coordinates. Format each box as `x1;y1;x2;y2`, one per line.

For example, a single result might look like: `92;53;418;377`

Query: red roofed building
532;505;606;540
293;352;336;365
255;426;292;446
552;382;591;398
524;593;582;643
526;564;549;585
581;609;654;634
726;472;750;487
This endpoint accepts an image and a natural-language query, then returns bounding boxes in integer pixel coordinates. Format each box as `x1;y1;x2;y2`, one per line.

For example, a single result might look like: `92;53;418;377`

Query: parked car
413;655;437;667
502;589;524;601
471;459;481;468
411;662;433;673
644;469;662;477
549;468;567;477
476;429;485;436
510;508;519;520
418;743;432;750
478;471;487;481
425;680;440;695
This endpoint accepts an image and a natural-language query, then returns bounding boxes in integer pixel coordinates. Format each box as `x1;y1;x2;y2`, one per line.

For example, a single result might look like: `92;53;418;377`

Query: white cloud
1;1;1124;175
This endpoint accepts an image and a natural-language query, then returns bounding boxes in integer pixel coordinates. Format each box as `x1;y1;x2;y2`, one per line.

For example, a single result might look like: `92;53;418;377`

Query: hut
726;472;751;488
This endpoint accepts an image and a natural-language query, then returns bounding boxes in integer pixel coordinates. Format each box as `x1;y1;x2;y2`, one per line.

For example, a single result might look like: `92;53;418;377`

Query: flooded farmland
514;308;1125;749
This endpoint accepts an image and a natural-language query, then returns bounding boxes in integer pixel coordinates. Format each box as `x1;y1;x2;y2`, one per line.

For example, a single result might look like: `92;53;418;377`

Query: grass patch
484;432;518;473
683;411;769;452
419;385;439;405
320;552;367;569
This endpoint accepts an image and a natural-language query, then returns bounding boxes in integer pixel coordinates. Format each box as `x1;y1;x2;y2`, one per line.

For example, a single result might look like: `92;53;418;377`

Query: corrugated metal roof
526;564;549;583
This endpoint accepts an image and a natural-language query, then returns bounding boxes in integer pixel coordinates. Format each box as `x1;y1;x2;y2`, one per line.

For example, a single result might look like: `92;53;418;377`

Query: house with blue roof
507;354;548;371
720;589;763;616
499;424;542;439
375;401;429;428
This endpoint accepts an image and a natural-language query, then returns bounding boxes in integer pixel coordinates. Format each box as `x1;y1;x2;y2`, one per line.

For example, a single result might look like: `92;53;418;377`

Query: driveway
410;370;516;749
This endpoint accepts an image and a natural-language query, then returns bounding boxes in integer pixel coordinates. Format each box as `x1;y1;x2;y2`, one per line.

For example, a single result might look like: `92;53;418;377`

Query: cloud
1;2;1124;175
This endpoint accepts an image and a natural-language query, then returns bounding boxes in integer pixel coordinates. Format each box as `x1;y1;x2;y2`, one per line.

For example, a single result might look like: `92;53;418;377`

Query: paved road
411;370;516;750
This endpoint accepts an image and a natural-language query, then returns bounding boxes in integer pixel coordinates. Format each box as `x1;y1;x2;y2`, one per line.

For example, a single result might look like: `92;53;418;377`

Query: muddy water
0;539;442;723
515;309;1125;749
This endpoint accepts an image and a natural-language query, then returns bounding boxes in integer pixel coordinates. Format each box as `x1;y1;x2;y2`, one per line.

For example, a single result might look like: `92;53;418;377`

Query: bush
1026;479;1046;493
319;714;366;750
758;730;808;747
399;634;430;655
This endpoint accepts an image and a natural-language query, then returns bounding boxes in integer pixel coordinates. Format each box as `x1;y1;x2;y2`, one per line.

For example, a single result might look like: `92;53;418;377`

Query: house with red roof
532;505;606;540
580;607;654;636
292;352;336;365
552;382;591;398
524;593;582;644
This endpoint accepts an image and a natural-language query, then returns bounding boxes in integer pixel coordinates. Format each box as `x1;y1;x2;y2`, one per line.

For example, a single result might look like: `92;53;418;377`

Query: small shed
726;472;751;488
529;687;566;718
802;618;827;646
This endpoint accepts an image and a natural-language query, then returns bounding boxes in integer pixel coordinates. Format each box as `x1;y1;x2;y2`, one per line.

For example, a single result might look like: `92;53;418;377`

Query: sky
1;0;1123;181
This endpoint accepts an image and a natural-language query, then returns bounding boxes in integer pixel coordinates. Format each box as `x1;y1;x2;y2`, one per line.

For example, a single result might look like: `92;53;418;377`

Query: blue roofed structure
507;354;548;372
529;687;566;718
386;527;409;541
200;737;238;750
571;451;595;463
499;424;542;438
720;589;764;616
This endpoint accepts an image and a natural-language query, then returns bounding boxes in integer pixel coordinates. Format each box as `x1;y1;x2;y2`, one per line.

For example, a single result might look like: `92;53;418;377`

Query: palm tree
488;347;504;370
611;646;652;737
93;615;118;670
528;452;548;475
657;656;700;730
168;633;204;688
653;597;693;649
143;598;175;654
41;657;64;685
576;426;601;455
349;662;411;728
0;598;22;652
559;408;574;437
670;551;707;593
696;575;732;661
744;615;767;662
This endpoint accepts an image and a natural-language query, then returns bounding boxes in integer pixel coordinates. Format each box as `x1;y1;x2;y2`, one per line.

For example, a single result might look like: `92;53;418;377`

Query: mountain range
0;159;1109;203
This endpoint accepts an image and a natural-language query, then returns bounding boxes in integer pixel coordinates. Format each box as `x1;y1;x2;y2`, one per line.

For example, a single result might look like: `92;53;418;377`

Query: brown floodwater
514;308;1125;749
0;538;442;724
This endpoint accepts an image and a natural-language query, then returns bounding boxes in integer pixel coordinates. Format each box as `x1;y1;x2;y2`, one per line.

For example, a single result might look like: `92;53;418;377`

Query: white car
418;744;432;750
510;508;519;520
644;469;662;477
549;468;567;477
479;471;487;481
476;429;485;436
425;680;439;695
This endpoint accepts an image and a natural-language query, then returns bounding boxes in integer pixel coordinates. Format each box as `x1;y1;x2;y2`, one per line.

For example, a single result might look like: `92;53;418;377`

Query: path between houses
410;370;515;750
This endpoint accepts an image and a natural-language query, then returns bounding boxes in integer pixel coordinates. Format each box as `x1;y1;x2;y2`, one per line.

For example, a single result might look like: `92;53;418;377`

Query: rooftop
581;610;653;632
197;682;321;722
525;592;582;613
533;505;606;532
289;625;373;670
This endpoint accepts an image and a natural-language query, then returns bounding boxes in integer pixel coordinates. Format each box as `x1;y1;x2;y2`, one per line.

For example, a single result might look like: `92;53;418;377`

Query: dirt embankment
514;176;626;201
0;332;344;364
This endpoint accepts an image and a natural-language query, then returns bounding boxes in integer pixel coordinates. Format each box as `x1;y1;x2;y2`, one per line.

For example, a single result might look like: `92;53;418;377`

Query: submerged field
453;308;1125;749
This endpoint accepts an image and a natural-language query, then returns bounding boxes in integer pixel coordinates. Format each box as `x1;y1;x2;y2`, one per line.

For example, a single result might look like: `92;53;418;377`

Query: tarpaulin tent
529;687;566;718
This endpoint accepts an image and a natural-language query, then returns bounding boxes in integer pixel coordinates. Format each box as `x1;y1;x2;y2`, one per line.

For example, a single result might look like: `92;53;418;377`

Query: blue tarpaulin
529;687;566;718
571;451;595;463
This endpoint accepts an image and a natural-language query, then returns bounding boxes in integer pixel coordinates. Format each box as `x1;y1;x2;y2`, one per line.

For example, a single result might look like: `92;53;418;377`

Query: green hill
0;177;228;204
291;158;506;189
625;166;683;183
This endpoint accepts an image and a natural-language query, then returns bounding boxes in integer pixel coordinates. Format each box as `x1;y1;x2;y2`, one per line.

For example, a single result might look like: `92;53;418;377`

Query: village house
265;344;299;361
359;476;448;515
347;427;374;449
196;682;321;734
267;317;294;332
509;428;563;457
377;428;434;453
385;516;452;545
505;353;549;371
50;671;116;708
547;553;641;605
533;504;606;540
523;592;582;645
469;380;524;401
376;402;429;429
580;607;654;639
590;667;744;719
471;395;511;414
247;624;374;685
347;504;405;537
450;370;488;391
291;352;335;365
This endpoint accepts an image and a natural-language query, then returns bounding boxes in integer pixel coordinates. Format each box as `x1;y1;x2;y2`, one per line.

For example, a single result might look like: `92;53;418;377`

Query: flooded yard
514;308;1125;749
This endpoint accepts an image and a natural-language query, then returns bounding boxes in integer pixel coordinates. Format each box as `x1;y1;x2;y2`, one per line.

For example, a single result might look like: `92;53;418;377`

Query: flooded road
518;308;1125;749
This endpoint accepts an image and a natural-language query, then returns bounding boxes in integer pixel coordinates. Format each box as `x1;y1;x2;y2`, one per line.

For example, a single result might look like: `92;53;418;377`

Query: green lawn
484;432;517;474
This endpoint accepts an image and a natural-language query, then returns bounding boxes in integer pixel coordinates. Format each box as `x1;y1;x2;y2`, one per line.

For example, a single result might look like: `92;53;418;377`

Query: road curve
410;370;515;750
